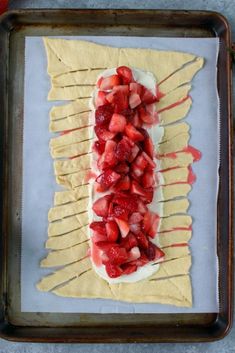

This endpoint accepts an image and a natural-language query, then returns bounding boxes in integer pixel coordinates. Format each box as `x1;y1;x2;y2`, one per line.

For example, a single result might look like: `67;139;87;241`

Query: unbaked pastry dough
38;37;204;307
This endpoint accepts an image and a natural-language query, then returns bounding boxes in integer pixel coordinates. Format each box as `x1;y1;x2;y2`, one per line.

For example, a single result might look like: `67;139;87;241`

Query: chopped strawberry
129;223;141;234
141;86;158;104
129;82;142;95
114;162;129;174
119;233;138;251
145;242;162;261
121;263;137;275
96;76;103;88
142;170;155;188
95;126;116;141
129;212;143;224
117;66;133;84
90;221;106;235
95;91;108;107
105;221;119;242
93;140;106;155
125;123;144;142
114;175;131;191
113;85;129;95
96;169;120;189
137;199;148;214
106;246;128;265
115;138;132;162
127;246;140;262
135;231;149;249
95;241;118;251
142;151;156;168
106;90;129;112
105;263;123;278
131;180;154;203
130;111;142;128
144;137;154;158
138;106;156;124
92;195;112;217
95;104;114;126
115;218;130;238
112;205;129;220
103;140;117;166
100;75;121;90
112;195;138;212
131;251;149;266
143;211;160;238
133;153;149;170
109;113;127;133
128;144;140;163
129;92;141;109
92;231;107;243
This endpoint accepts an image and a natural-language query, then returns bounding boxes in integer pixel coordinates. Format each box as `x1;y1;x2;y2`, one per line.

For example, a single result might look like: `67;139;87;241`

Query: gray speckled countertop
2;1;234;352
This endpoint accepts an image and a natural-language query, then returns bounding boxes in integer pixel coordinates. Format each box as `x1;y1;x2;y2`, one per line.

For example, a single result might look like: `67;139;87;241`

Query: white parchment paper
21;36;219;313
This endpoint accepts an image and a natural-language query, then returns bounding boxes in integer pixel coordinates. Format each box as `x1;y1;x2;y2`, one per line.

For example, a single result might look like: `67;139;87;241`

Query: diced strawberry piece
137;199;148;214
129;212;143;224
100;75;121;90
145;242;161;261
95;126;116;141
128;144;140;163
143;211;160;238
92;231;107;243
112;195;138;212
95;91;108;107
95;241;118;251
117;66;133;84
131;166;144;178
96;76;103;88
97;153;109;171
103;140;117;166
109;113;127;133
112;205;129;220
131;180;153;203
138;106;156;124
114;175;131;191
125;123;144;142
127;246;140;262
144;137;154;158
105;221;119;242
142;170;155;188
119;232;138;251
92;195;112;217
90;221;106;235
106;90;129;112
93;140;106;155
96;169;120;189
106;246;128;265
113;85;129;95
115;218;130;238
141;87;158;104
115;138;132;162
155;246;165;260
130;111;142;128
94;181;106;193
95;104;114;126
129;92;141;109
135;232;149;249
129;82;142;95
129;223;141;235
121;263;137;275
114;162;129;174
105;262;123;278
133;153;149;170
142;151;156;168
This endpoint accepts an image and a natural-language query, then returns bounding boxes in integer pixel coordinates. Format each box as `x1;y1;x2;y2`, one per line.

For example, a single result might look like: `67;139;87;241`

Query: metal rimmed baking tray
0;9;233;343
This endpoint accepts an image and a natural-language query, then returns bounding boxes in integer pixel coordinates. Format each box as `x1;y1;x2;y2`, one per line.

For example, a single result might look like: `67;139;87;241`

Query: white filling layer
88;68;164;284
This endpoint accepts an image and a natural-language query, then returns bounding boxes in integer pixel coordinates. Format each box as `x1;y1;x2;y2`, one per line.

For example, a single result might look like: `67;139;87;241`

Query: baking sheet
21;36;219;313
